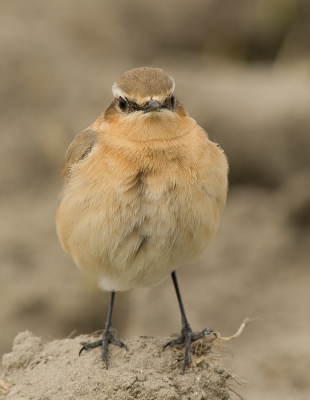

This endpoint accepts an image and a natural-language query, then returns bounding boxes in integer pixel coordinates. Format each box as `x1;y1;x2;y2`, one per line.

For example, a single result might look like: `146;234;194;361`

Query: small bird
56;67;228;372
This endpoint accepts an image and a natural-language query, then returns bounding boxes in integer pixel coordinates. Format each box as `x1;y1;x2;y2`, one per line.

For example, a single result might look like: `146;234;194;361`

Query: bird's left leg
163;271;213;373
79;291;127;368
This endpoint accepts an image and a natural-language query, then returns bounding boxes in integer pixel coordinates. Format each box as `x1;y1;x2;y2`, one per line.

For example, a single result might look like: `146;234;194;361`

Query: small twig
218;318;257;342
81;329;103;339
67;329;77;339
227;385;244;400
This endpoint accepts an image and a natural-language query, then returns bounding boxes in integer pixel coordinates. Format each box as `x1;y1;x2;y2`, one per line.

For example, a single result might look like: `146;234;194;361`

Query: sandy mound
1;331;242;400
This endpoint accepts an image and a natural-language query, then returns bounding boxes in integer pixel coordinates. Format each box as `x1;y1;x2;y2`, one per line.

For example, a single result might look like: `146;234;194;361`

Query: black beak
141;99;161;113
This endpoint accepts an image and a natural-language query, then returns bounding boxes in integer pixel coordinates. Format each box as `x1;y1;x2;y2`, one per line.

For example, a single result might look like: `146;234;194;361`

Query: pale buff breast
56;126;228;291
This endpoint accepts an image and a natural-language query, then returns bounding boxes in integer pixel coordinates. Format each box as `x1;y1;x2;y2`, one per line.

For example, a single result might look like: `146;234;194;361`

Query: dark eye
119;97;127;111
170;95;175;107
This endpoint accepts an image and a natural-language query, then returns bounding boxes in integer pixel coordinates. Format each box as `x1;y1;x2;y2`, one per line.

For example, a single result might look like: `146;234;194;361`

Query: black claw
163;336;183;350
163;326;214;373
112;339;128;350
79;339;103;356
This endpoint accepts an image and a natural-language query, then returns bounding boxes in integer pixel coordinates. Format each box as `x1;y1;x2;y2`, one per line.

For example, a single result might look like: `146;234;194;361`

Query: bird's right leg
79;291;128;368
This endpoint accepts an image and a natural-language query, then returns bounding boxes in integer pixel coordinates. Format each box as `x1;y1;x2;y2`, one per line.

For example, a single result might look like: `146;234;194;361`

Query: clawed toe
163;325;214;372
79;339;103;356
110;338;128;350
79;330;127;369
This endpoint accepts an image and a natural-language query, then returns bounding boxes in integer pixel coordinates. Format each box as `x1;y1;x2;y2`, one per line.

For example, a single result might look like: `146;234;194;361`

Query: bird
56;67;228;372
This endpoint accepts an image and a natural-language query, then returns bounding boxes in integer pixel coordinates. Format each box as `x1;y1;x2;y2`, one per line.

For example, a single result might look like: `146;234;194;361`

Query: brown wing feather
61;128;97;179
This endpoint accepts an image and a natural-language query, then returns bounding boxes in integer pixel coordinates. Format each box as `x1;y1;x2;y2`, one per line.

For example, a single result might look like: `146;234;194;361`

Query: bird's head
112;67;176;115
101;67;194;141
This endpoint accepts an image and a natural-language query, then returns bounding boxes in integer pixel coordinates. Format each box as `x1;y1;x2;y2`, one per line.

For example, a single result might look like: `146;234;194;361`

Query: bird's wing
61;128;97;179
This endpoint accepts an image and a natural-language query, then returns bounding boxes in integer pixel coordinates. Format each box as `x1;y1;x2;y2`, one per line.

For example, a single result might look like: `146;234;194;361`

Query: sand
1;331;243;400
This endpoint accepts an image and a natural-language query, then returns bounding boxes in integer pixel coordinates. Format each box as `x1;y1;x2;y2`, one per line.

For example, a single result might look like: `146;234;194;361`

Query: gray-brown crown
112;67;175;102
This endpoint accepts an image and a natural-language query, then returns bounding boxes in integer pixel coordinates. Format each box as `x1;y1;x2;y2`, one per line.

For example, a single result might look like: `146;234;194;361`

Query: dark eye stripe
118;95;176;113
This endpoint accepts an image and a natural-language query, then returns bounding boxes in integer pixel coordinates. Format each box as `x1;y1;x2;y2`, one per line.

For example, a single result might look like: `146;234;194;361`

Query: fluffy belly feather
56;160;221;291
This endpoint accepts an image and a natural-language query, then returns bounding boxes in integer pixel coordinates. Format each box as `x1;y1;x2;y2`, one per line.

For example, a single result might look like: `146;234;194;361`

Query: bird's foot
163;324;213;373
79;329;128;369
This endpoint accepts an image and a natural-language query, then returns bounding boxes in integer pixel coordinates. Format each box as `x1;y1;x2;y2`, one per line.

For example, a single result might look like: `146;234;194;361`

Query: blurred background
1;0;310;399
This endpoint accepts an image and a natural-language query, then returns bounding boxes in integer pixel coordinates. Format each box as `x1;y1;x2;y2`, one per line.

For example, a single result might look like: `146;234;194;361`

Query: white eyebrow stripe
168;76;175;93
112;82;127;99
112;77;175;103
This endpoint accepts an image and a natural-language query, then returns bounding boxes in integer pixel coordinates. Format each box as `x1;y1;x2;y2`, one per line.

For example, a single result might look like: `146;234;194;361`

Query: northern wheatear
56;67;228;372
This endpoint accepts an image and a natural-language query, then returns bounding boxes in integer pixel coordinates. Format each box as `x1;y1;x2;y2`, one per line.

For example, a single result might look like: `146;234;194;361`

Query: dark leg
79;291;127;368
163;271;213;372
